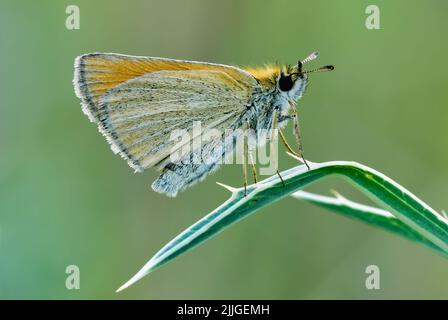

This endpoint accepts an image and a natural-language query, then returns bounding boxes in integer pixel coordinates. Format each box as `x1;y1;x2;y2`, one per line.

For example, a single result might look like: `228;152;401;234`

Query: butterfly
73;52;333;197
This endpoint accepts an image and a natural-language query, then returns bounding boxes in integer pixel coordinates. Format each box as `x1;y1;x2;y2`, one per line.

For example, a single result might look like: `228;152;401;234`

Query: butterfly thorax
243;65;308;133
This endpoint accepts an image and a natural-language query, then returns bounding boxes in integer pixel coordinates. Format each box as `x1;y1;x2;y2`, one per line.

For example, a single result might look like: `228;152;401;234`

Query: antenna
293;52;334;76
302;65;335;74
301;51;320;64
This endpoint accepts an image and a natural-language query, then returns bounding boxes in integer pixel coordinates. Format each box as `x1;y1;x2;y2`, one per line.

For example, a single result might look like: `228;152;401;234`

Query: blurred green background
1;0;447;299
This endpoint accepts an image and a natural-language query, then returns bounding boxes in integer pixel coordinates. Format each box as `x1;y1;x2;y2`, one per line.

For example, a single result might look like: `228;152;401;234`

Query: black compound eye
278;73;294;92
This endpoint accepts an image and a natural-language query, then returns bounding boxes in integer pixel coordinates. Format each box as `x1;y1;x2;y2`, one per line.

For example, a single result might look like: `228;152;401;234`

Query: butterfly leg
246;127;258;184
270;109;286;187
289;101;310;170
279;129;299;156
277;115;301;157
243;121;249;196
249;152;258;184
279;128;309;170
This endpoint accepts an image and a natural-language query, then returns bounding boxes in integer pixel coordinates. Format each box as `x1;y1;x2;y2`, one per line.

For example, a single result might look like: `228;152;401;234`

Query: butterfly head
277;51;334;97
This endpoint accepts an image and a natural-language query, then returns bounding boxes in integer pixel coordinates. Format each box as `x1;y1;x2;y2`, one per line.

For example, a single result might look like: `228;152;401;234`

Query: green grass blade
292;190;447;256
116;160;448;292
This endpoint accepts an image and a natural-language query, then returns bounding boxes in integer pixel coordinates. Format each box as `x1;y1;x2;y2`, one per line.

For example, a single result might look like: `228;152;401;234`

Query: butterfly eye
278;73;294;92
